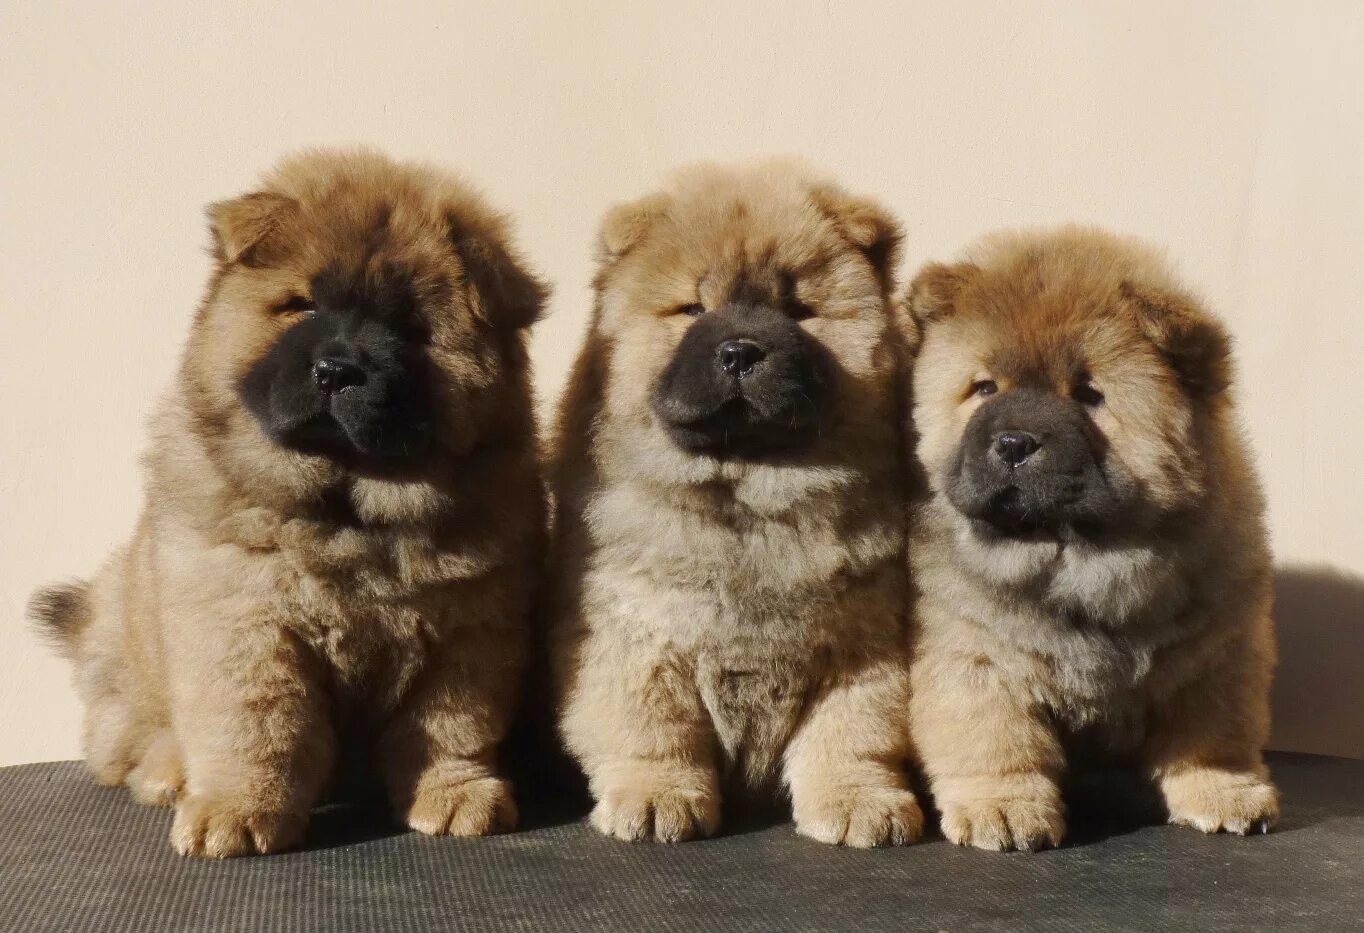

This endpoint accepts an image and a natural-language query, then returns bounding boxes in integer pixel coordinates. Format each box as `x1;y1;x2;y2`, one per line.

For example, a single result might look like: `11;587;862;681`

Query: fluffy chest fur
580;474;902;783
160;502;511;723
914;504;1220;744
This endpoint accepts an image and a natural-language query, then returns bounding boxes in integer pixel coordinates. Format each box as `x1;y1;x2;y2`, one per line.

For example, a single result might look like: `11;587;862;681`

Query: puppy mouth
657;395;821;459
278;411;353;459
978;486;1047;535
274;405;431;465
951;481;1115;543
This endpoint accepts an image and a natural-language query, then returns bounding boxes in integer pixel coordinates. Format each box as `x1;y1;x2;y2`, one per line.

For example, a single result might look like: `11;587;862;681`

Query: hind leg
67;550;156;788
77;661;151;787
127;731;184;807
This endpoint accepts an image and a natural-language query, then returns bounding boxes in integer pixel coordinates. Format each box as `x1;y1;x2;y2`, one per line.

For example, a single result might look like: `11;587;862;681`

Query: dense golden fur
550;162;923;846
29;150;547;857
902;227;1277;850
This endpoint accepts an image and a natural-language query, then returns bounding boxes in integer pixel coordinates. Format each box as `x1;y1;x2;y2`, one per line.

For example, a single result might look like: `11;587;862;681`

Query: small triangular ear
905;261;979;325
450;217;548;332
898;261;980;355
809;185;902;285
596;192;671;263
207;192;296;267
1121;280;1232;396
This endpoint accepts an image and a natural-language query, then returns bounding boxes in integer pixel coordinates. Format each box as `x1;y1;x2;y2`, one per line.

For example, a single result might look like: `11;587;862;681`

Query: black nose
717;340;766;377
993;431;1040;467
312;357;366;394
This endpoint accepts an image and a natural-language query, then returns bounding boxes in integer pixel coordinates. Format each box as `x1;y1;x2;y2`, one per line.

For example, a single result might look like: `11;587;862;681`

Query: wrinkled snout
945;388;1117;534
651;304;830;458
240;309;432;463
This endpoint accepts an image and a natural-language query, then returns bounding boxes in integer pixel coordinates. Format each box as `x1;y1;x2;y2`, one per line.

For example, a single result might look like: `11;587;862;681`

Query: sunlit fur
28;150;547;857
550;162;923;846
902;227;1277;851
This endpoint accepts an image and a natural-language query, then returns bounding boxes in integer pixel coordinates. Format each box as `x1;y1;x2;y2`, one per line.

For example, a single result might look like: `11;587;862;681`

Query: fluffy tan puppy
550;162;922;847
28;149;547;857
902;227;1278;851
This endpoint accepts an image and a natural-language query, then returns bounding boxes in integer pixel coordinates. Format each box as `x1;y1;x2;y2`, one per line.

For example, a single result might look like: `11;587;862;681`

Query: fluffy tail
28;580;93;657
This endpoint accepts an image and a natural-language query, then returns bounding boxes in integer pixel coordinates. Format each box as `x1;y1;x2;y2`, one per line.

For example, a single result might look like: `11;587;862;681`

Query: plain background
2;1;1361;766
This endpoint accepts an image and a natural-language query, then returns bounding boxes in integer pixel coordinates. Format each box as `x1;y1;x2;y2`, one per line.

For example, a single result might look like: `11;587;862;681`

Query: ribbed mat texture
2;753;1361;932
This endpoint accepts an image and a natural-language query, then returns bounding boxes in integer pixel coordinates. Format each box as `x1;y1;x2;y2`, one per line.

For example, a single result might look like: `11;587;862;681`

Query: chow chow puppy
902;227;1277;851
28;149;548;857
550;162;922;846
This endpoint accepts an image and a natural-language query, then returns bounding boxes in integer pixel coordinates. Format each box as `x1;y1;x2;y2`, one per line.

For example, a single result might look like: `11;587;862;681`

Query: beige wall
2;1;1362;766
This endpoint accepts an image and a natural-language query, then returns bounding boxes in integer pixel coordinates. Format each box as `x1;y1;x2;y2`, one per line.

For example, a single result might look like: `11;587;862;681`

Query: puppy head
185;148;545;512
904;227;1232;545
589;161;901;484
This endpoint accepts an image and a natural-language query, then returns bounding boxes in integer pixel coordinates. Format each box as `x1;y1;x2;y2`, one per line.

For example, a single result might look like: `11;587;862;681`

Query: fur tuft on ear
1121;280;1232;396
809;185;902;284
207;191;296;267
451;217;548;332
596;192;671;263
905;261;979;325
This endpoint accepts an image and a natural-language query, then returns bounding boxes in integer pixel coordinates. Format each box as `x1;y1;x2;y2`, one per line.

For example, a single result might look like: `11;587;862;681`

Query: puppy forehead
958;276;1152;380
300;194;448;258
253;198;458;307
683;191;835;262
623;206;848;308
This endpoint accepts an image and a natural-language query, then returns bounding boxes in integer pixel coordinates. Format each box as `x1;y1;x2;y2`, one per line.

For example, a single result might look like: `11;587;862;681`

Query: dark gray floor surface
1;752;1361;932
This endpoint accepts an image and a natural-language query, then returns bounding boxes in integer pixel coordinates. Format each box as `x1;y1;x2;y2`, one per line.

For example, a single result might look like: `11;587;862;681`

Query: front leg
910;625;1066;851
1145;620;1279;835
170;620;333;858
784;655;923;848
561;630;719;843
380;621;524;838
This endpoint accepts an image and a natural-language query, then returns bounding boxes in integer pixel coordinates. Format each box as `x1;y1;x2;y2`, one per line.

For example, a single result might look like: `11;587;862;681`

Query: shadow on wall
1272;565;1364;760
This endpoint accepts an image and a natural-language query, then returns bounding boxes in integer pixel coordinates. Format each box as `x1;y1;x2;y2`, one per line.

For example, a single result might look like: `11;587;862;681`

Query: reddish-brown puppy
902;227;1278;851
30;149;547;857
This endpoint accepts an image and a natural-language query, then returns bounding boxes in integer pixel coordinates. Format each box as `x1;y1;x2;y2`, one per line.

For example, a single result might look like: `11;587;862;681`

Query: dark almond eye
678;303;706;317
275;294;316;315
1073;381;1104;407
785;299;815;321
971;379;999;397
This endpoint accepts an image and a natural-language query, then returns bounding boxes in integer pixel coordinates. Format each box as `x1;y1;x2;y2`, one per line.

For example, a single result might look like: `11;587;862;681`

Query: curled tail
28;580;93;657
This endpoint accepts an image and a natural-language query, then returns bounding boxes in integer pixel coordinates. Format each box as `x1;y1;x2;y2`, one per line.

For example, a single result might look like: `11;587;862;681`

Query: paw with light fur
1162;767;1279;835
590;774;721;843
171;795;306;858
938;790;1066;852
794;784;924;848
126;732;184;808
403;775;517;837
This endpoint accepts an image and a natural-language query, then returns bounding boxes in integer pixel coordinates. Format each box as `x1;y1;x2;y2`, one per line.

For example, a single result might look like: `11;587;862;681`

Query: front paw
171;795;306;858
939;789;1065;852
591;773;720;843
794;784;924;848
404;775;517;837
1162;767;1279;835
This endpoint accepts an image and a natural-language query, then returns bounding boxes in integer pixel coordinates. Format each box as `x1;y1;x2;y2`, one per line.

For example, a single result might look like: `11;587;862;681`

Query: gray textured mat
1;753;1361;932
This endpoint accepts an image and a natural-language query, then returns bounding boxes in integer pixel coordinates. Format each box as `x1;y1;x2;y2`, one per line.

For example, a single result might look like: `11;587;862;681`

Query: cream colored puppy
550;162;921;847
